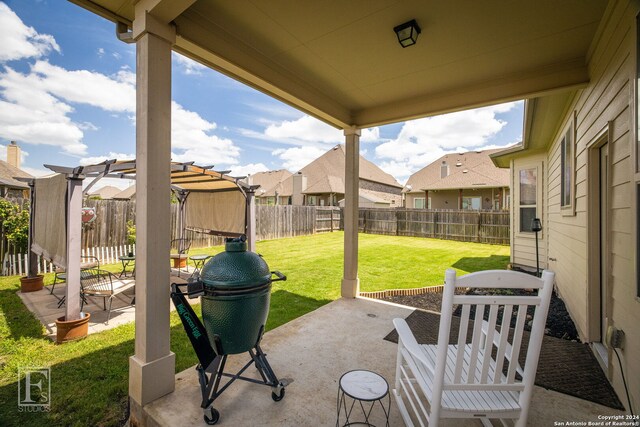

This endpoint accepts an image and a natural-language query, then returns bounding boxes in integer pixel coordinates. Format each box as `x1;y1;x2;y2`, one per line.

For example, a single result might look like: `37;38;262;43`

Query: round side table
189;254;211;278
336;370;390;427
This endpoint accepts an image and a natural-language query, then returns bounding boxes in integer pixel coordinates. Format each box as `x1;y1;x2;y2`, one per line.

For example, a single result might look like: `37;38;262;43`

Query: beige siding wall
511;0;639;411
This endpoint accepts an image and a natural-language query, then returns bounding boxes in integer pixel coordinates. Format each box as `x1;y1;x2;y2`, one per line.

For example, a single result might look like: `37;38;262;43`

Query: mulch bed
379;288;580;341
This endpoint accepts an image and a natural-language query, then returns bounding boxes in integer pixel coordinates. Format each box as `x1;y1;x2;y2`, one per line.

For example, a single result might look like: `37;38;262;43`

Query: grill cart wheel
204;407;220;425
271;385;285;402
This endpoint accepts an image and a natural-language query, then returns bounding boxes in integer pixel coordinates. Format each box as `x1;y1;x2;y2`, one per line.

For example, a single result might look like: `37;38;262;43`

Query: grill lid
200;236;271;289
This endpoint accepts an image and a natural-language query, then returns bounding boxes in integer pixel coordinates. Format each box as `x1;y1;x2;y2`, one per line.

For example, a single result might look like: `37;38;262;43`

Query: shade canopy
43;159;255;237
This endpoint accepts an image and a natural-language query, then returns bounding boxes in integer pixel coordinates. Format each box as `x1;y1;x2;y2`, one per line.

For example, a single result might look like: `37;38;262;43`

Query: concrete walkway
144;297;625;426
17;269;191;339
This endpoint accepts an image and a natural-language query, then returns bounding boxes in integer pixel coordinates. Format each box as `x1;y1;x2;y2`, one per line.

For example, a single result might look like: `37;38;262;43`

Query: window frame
413;197;425;209
561;113;577;215
516;164;542;237
462;196;482;211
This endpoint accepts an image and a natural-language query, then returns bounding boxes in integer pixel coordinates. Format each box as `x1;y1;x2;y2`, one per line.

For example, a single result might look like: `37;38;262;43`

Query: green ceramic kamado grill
170;236;287;425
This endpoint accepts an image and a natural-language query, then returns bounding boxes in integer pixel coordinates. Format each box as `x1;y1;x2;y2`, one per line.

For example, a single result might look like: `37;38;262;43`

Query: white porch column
341;127;361;298
128;10;176;410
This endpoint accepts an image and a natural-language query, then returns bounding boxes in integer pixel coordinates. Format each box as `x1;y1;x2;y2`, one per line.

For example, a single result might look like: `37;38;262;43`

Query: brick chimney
291;172;307;205
7;141;20;169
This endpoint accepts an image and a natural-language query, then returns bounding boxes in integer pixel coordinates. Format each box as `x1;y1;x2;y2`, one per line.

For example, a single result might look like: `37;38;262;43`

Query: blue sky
0;0;523;189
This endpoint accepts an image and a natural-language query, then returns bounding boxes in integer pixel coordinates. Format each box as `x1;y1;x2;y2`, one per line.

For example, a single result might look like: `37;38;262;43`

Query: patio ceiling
70;0;607;128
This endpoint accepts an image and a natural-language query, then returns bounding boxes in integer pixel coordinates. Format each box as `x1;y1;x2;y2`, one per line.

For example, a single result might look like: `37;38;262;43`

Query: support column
129;11;176;410
458;189;463;209
27;181;38;278
246;189;256;252
424;190;429;209
341;127;361;298
64;177;83;321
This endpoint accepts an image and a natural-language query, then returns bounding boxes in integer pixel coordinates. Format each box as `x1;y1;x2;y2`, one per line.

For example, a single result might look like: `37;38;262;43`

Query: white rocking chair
393;268;555;427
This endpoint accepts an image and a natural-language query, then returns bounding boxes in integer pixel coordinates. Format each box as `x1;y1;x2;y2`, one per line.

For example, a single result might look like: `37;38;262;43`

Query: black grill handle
271;271;286;282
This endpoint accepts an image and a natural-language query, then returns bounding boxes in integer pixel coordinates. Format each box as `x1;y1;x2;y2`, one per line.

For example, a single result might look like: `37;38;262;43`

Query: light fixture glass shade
531;218;542;232
394;19;421;48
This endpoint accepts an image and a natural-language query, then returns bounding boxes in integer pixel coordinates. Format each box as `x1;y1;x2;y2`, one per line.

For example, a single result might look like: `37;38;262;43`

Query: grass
0;232;508;426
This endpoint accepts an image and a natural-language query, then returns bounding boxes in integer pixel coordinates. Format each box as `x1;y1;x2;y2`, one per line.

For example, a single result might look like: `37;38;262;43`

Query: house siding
510;0;639;411
405;188;509;210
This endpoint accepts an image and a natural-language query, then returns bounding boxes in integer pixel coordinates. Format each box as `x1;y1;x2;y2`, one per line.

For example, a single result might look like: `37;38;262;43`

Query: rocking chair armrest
393;318;435;376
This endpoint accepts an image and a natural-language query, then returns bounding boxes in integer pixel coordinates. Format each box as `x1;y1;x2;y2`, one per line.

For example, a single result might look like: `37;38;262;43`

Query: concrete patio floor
17;268;191;339
144;297;626;427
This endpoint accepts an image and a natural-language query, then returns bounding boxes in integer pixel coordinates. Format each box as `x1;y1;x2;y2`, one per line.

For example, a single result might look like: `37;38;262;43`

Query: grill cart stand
171;279;287;425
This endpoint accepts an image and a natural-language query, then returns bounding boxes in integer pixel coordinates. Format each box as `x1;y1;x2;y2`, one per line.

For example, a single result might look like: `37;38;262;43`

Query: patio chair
170;238;191;275
392;268;555;427
50;255;100;295
80;268;135;324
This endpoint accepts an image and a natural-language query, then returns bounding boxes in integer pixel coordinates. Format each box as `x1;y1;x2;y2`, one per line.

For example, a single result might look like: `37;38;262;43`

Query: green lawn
0;232;508;426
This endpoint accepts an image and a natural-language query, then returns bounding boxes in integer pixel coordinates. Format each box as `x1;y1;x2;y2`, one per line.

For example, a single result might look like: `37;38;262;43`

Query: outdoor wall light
531;218;542;232
394;19;421;48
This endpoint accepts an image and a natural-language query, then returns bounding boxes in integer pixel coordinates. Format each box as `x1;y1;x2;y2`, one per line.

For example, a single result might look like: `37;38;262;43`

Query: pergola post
64;177;83;321
246;188;256;252
341;127;361;298
128;6;176;415
27;181;38;278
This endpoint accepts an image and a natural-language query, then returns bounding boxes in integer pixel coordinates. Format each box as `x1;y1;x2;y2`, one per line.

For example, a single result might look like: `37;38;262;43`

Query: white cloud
31;61;136;112
0;2;60;62
374;102;520;182
264;115;380;145
272;146;326;172
79;152;135;166
229;163;269;177
173;52;206;75
97;47;105;58
171;102;241;166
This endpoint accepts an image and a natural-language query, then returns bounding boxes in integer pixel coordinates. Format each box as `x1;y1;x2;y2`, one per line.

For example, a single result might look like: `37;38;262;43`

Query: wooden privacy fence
2;200;510;275
358;208;509;244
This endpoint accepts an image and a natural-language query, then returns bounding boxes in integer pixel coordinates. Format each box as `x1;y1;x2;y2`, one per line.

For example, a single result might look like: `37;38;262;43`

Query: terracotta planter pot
56;312;90;343
173;257;187;268
20;275;44;293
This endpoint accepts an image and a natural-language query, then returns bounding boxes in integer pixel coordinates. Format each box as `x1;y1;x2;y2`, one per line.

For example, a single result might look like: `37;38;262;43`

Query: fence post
330;208;333;232
477;211;481;243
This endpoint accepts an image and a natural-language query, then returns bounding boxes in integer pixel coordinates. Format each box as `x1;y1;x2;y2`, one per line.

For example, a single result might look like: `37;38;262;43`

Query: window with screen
519;168;537;232
413;198;425;209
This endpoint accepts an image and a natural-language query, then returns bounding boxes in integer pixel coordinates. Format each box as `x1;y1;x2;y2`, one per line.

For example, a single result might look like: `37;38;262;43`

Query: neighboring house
279;145;402;207
247;169;293;205
491;0;639;410
0;142;32;198
88;185;121;200
112;185;136;201
404;149;510;210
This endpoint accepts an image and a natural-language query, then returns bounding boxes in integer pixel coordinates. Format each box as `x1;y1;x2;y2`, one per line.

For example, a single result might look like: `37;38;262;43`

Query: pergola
67;0;607;422
25;160;256;323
